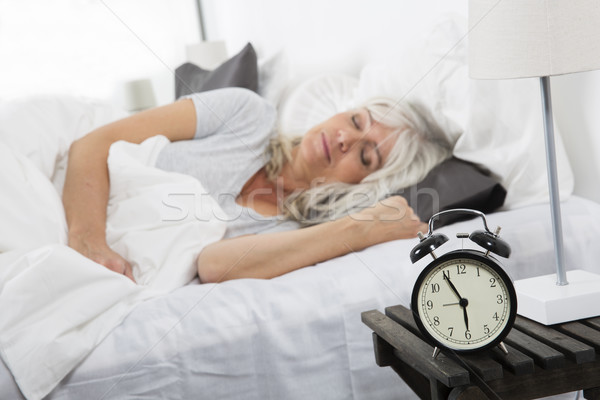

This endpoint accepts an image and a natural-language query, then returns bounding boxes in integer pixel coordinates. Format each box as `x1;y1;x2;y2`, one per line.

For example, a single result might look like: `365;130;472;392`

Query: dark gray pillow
174;43;258;99
395;157;506;227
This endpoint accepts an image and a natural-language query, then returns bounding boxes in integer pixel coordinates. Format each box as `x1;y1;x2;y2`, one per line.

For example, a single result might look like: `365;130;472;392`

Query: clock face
411;250;517;352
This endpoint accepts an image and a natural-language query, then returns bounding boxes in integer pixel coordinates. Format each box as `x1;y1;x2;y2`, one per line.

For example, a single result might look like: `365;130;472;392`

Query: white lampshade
123;79;157;112
469;0;600;79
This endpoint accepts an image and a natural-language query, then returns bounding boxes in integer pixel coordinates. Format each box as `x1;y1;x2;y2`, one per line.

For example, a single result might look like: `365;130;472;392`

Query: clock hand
445;275;470;330
443;302;460;307
463;304;469;331
444;275;464;301
446;276;470;330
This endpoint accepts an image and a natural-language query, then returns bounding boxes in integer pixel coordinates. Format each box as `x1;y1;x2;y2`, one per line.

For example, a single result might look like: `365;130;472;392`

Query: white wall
203;0;467;81
0;0;200;106
553;71;600;202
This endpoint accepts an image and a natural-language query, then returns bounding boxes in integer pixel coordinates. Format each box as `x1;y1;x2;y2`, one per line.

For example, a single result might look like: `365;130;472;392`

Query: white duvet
0;101;226;400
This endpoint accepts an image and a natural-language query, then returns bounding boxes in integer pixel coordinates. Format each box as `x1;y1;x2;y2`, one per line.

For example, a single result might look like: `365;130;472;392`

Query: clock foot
498;342;508;354
432;347;441;359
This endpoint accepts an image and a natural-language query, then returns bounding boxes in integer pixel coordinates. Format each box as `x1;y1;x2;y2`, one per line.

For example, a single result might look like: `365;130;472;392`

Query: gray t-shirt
155;87;300;239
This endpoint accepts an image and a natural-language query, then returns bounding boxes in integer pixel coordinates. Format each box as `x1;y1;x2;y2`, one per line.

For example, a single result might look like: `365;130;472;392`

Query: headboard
199;0;600;205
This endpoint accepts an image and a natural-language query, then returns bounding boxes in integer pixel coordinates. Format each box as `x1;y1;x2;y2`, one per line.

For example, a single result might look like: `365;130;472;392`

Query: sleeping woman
62;87;451;283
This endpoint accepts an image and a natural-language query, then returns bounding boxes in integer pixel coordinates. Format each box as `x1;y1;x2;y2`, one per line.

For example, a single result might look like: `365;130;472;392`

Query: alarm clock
410;209;517;357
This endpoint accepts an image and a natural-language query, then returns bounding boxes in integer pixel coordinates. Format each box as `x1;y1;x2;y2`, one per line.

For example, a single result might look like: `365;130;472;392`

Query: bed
2;1;600;399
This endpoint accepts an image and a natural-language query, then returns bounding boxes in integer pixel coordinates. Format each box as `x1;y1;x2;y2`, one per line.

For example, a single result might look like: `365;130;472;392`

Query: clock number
431;283;440;293
456;264;466;275
465;330;472;340
426;300;434;310
493;312;500;321
448;327;454;337
443;270;450;280
497;295;504;304
476;267;480;277
489;277;497;287
433;316;440;326
483;324;490;335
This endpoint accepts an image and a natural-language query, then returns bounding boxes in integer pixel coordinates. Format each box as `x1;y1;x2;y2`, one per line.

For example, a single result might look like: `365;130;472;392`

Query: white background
0;0;200;106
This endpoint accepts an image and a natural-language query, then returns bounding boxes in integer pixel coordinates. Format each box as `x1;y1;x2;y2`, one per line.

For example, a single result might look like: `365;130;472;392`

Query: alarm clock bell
409;232;448;263
410;209;511;262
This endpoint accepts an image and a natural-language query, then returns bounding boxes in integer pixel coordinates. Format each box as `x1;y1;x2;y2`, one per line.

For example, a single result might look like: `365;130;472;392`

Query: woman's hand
351;195;427;244
69;235;135;282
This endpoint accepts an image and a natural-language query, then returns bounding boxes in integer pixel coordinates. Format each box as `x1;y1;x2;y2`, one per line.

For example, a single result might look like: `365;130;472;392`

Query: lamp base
514;269;600;325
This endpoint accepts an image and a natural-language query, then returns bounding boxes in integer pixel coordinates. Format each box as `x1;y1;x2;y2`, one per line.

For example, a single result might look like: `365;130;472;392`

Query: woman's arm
197;196;426;282
63;99;197;279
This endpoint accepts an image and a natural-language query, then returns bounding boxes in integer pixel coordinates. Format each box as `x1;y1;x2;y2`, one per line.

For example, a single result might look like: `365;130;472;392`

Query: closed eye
361;142;382;169
360;148;370;166
361;144;376;167
352;114;361;130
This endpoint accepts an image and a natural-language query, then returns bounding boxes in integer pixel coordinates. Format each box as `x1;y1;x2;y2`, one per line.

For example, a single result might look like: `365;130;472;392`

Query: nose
337;129;359;153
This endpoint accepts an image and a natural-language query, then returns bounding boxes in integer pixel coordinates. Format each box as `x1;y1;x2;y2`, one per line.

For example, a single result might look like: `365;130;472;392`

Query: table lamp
468;0;600;324
123;78;157;112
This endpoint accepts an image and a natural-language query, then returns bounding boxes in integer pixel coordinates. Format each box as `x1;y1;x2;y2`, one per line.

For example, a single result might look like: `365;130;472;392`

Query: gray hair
265;97;452;226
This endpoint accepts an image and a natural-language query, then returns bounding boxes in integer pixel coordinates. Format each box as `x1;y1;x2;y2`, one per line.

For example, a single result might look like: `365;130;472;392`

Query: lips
321;132;331;164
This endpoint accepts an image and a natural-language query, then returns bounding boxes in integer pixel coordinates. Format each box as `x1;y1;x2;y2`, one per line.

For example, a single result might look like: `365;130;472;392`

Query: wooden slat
504;328;565;369
456;353;504;381
385;305;504;382
489;343;535;376
557;321;600;351
385;304;420;333
514;316;595;364
582;317;600;331
361;309;470;388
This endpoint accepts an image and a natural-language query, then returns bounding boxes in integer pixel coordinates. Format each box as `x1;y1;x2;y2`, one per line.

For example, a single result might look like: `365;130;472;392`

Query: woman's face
291;108;399;187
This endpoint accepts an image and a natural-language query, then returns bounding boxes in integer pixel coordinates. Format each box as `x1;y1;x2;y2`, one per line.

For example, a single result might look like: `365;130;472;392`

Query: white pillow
257;50;292;108
277;15;574;209
278;74;359;137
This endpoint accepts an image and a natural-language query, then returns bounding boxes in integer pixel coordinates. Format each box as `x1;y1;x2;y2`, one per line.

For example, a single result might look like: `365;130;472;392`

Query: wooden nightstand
362;305;600;399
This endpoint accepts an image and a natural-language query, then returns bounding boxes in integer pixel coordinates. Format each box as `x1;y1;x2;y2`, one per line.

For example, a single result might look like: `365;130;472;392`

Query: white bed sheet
2;196;599;400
